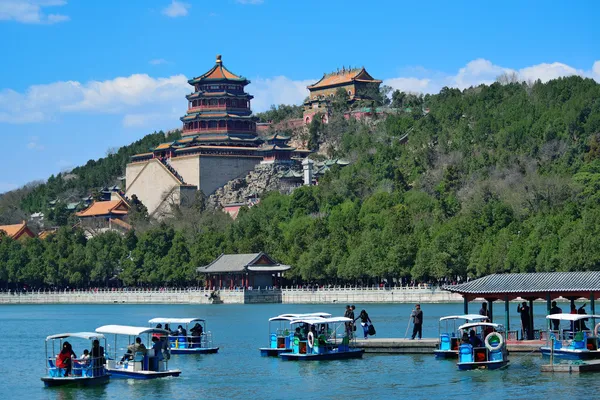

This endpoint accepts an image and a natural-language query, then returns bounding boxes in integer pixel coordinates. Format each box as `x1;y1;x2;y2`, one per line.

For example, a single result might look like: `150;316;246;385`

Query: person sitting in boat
122;337;146;362
461;332;470;344
176;325;187;337
190;323;203;344
153;323;164;339
56;341;77;376
294;327;302;339
78;349;90;366
469;330;483;348
164;323;177;336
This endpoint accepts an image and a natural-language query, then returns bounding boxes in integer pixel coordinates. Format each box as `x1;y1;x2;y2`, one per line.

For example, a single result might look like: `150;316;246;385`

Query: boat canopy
148;317;205;325
269;313;332;322
46;332;105;341
290;316;352;325
458;322;503;331
545;314;600;321
96;325;170;336
439;314;489;322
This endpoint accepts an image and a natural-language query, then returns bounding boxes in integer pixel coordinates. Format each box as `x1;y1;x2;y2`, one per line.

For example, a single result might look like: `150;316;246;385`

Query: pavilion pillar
546;293;552;330
504;296;510;336
487;299;494;322
591;292;596;332
528;299;535;340
463;297;469;314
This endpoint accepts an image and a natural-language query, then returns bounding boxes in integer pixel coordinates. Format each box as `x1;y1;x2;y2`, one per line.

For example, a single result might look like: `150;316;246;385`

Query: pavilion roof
76;200;129;218
443;272;600;299
188;55;248;85
307;67;381;90
0;221;35;240
181;112;254;121
197;252;291;274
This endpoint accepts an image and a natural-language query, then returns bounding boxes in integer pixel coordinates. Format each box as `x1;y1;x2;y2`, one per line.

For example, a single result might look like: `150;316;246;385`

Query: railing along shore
0;285;463;305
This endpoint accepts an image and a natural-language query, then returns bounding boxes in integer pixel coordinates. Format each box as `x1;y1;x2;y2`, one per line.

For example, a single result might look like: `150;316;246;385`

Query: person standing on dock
517;302;531;340
479;302;490;321
549;301;562;331
410;304;423;340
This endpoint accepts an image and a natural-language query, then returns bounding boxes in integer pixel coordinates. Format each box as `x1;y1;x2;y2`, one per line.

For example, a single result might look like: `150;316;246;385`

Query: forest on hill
1;76;600;289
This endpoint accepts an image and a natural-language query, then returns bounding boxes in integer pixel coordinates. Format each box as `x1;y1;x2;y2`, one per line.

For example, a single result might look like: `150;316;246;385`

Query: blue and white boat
434;314;489;359
279;317;364;361
95;325;181;379
456;322;509;370
148;317;219;354
540;314;600;360
259;312;331;357
41;332;110;387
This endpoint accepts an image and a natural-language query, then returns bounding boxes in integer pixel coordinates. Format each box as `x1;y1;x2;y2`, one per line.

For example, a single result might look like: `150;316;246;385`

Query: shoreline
0;287;463;305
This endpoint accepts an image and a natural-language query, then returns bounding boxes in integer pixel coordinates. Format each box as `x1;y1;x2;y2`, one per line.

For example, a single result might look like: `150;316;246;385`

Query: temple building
0;221;35;241
303;67;382;124
75;198;131;238
197;252;291;289
126;55;308;218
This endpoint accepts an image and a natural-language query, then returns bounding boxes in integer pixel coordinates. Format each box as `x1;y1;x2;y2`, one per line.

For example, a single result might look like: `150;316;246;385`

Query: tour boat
540;314;600;360
148;317;219;354
259;312;332;357
278;316;364;361
95;325;181;379
41;332;110;387
456;322;509;370
434;314;489;358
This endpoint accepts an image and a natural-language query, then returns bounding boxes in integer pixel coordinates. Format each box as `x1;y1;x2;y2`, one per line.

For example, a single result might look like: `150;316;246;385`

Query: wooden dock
352;338;543;354
541;360;600;373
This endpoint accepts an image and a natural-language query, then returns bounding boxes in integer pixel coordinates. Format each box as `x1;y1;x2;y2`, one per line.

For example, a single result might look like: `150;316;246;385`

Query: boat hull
41;374;110;387
434;350;458;359
171;347;219;355
279;349;364;361
106;368;181;379
457;360;509;370
259;347;292;357
540;347;600;360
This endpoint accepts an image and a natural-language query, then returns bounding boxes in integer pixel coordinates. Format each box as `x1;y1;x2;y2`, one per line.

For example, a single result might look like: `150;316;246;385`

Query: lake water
0;302;595;400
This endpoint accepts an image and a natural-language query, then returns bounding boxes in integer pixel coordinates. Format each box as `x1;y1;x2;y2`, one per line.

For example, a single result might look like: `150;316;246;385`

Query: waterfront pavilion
197;252;291;289
443;271;600;340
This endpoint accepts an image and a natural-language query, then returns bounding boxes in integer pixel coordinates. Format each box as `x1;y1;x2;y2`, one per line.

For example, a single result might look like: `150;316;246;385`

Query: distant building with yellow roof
0;221;35;241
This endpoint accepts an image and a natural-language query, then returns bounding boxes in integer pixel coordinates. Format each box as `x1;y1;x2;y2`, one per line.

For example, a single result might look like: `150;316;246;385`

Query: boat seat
440;334;451;351
489;350;503;361
270;333;277;349
133;352;145;362
458;344;473;363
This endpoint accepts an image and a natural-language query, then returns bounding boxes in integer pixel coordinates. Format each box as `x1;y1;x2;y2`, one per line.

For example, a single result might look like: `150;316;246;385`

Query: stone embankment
0;286;463;305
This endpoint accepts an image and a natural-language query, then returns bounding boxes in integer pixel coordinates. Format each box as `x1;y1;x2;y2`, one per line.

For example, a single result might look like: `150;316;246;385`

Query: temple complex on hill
126;55;308;218
0;221;35;241
303;67;382;124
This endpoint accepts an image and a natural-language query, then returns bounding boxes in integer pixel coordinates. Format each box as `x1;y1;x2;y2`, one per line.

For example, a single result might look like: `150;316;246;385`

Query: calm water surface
0;302;594;399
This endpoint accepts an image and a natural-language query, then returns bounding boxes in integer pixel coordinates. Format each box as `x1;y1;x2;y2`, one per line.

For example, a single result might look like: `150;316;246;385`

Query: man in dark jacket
411;304;423;340
517;302;531;340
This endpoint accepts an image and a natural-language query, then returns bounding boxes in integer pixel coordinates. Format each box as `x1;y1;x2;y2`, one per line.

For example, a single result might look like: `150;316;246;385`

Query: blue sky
0;0;598;193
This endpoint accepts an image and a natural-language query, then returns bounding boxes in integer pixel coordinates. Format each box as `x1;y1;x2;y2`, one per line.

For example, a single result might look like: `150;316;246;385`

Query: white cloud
0;0;69;24
236;0;264;4
162;0;190;17
149;58;168;65
385;59;600;94
248;76;314;112
27;136;45;151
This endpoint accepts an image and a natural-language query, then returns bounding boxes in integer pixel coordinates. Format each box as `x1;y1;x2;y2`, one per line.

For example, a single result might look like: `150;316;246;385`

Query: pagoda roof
0;221;35;240
258;144;296;152
187;91;252;100
181;112;255;121
188;55;248;85
307;67;382;90
280;169;303;178
197;252;291;274
263;133;291;141
76;200;129;218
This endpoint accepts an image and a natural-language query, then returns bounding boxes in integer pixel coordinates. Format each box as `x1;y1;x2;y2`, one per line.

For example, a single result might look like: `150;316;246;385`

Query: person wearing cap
411;304;423;340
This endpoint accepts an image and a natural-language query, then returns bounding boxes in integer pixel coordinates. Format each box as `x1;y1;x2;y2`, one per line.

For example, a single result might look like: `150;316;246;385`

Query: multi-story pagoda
181;55;258;143
303;66;382;124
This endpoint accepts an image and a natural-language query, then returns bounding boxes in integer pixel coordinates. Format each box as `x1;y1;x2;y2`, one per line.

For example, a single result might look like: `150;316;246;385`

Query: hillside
1;76;600;289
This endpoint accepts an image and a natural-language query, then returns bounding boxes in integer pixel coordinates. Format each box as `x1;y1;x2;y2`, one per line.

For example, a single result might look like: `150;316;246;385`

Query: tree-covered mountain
2;76;600;289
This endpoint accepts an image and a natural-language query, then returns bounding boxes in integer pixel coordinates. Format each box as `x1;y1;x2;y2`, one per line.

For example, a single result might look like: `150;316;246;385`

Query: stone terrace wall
0;287;462;305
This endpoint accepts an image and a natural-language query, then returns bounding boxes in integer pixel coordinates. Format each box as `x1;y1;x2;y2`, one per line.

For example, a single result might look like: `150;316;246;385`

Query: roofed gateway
443;272;600;341
197;252;291;289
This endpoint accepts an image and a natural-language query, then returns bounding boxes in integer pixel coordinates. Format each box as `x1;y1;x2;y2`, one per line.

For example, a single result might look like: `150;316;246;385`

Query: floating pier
541;360;600;373
352;338;543;354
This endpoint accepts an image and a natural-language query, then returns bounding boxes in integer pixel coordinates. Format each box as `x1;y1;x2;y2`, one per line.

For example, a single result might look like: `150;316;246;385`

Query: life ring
307;332;315;348
594;323;600;337
485;332;503;352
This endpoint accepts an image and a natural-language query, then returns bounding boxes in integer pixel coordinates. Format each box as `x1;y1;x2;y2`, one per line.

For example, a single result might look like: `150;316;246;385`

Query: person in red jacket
56;341;77;376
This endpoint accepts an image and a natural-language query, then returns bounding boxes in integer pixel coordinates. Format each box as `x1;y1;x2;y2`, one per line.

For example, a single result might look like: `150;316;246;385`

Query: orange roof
38;229;58;240
307;67;382;90
0;221;35;240
189;55;247;84
76;200;129;217
110;218;132;231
